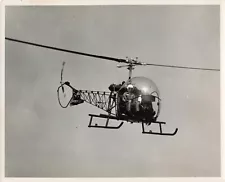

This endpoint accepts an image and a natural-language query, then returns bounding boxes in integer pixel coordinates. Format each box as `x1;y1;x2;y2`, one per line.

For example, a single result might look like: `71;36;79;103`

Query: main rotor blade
142;63;220;71
5;37;126;63
6;37;220;72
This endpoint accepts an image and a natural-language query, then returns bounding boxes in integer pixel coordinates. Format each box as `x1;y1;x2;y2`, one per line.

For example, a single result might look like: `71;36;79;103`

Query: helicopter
5;37;220;136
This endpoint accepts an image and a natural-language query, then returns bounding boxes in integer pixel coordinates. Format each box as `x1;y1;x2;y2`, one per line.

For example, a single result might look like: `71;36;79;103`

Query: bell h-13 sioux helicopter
5;37;220;136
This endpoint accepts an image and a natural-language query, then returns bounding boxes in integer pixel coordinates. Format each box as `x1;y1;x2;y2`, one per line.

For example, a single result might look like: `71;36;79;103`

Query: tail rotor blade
60;61;66;97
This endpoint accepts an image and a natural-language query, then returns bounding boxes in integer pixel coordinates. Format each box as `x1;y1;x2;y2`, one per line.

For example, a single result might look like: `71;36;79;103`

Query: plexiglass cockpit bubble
123;77;160;95
117;76;161;122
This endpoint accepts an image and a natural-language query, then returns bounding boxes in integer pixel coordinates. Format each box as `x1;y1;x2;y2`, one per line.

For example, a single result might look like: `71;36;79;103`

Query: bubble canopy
121;76;160;97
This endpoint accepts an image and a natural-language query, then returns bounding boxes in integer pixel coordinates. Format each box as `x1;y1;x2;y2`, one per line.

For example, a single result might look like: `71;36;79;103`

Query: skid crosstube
141;121;178;136
88;114;124;129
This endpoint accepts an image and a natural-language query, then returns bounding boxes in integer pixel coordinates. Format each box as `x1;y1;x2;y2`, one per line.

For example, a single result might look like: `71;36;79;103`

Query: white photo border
0;0;224;182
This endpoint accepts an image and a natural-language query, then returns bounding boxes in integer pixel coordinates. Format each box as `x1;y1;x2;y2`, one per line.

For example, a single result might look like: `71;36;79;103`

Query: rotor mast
117;57;145;81
128;64;134;80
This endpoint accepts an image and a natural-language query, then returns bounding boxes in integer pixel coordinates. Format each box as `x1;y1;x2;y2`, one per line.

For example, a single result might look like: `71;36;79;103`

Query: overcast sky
5;5;220;177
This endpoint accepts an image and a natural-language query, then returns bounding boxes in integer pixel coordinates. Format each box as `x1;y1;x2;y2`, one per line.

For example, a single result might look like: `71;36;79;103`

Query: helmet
127;84;134;92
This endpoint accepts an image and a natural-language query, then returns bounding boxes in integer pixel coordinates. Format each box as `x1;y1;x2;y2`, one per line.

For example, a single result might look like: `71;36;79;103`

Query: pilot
136;95;142;112
125;84;135;114
141;95;156;117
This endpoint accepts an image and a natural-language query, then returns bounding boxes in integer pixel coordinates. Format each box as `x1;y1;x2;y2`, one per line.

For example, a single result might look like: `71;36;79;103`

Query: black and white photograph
4;4;220;178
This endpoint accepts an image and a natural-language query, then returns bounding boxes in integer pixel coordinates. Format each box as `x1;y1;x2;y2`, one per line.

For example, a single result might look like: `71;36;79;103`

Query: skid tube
88;114;124;129
142;121;178;136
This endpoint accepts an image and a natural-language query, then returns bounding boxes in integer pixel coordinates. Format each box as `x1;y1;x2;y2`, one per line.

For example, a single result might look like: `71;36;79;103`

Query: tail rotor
60;61;66;97
57;61;74;108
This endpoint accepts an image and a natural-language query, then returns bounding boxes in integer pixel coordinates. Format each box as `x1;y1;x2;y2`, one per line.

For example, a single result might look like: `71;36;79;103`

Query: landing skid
88;113;178;136
88;114;124;129
142;121;178;136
